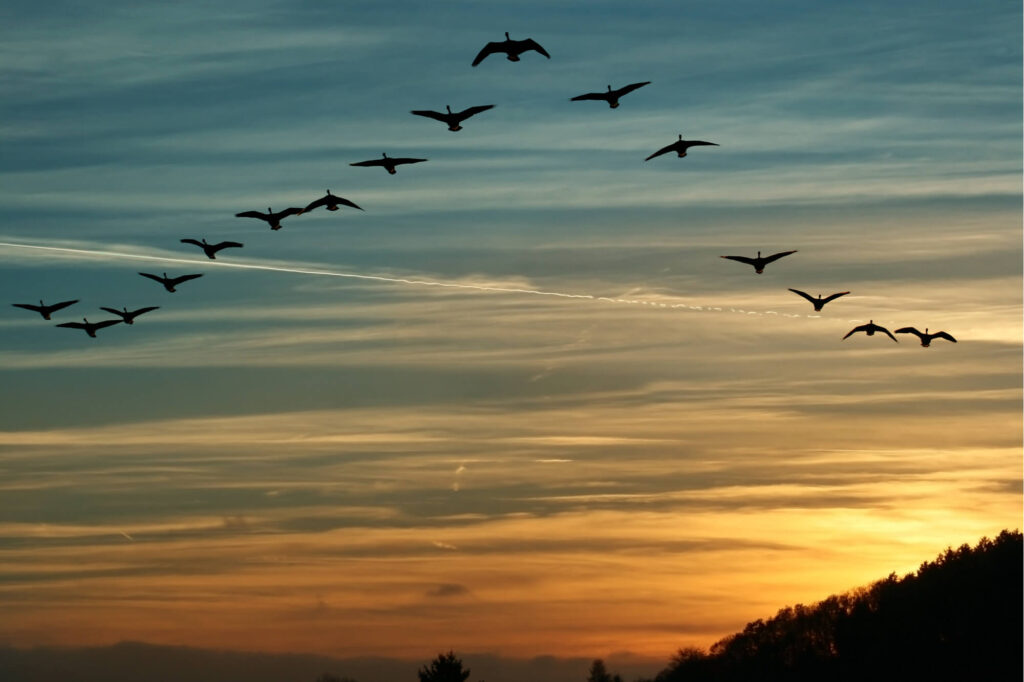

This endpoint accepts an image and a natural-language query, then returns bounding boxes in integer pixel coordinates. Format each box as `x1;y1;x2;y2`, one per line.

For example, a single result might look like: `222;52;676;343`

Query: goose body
181;238;244;259
843;320;898;342
56;317;122;338
895;327;957;347
350;153;427;175
139;272;203;293
645;134;718;161
788;288;850;311
472;32;550;66
235;206;303;230
303;190;363;213
411;104;495;131
11;298;79;320
571;81;650;108
99;306;159;325
721;250;797;274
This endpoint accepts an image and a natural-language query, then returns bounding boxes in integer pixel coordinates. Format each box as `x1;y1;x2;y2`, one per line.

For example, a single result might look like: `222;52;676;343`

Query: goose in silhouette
411;104;495;131
139;272;203;292
11;299;79;320
843;320;898;342
350;153;427;175
571;81;650;108
895;327;957;347
235;207;303;230
303;190;363;214
180;238;244;259
99;306;159;325
56;317;122;338
645;135;718;161
788;288;850;311
721;250;797;274
472;32;550;66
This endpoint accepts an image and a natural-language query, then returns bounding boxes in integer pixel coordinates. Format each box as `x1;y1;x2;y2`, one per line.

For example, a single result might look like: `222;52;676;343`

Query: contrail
0;240;830;321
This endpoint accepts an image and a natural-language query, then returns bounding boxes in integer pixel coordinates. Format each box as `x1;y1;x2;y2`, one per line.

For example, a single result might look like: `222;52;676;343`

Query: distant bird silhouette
645;134;718;161
180;238;244;259
11;299;79;320
895;327;957;347
235;207;303;231
99;306;159;325
350;153;427;175
139;272;203;292
788;288;850;311
56;317;122;338
411;104;495;131
721;250;797;274
303;190;363;214
571;82;650;108
843;320;898;342
472;32;550;66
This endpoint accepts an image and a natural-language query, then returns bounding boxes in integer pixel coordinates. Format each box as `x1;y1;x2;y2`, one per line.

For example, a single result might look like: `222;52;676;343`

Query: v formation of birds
11;32;955;347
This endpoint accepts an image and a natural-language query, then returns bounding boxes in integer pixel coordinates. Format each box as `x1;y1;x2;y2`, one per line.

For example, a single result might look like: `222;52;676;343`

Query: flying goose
235;206;303;230
788;288;850;311
894;327;957;347
720;250;797;274
472;32;550;66
411;104;495;131
645;134;719;161
842;320;898;342
180;238;244;259
571;81;650;108
99;306;159;325
303;190;364;214
56;317;122;338
11;299;79;320
139;272;203;292
349;153;427;175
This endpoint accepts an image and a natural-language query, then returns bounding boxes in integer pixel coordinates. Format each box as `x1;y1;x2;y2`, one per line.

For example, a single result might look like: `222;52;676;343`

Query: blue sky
1;0;1021;673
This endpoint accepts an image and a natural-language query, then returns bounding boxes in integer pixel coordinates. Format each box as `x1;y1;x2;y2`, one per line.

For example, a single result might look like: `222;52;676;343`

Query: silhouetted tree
418;651;470;682
586;659;612;682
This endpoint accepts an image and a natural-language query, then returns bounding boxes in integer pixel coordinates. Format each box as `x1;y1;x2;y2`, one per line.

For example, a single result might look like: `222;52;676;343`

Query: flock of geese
11;32;955;348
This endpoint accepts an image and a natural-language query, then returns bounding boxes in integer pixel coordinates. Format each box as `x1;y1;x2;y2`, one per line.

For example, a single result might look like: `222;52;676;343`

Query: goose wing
48;299;79;313
762;250;797;264
456;104;495;119
519;38;550;58
180;238;204;248
91;319;123;331
211;241;244;251
350;158;385;167
271;207;303;220
878;325;898;342
788;288;816;304
129;306;160;316
100;306;126;317
56;321;87;330
169;273;203;286
820;291;851;304
933;331;957;343
721;255;755;266
12;303;44;313
614;81;651;97
570;91;607;102
410;109;449;123
303;195;329;212
333;196;362;210
681;140;718;149
471;41;503;66
138;272;166;284
235;210;269;220
644;141;679;161
842;324;869;340
391;157;427;165
895;326;924;339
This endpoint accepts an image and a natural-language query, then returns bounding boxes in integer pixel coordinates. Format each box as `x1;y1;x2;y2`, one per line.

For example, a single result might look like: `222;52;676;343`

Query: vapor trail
0;241;830;321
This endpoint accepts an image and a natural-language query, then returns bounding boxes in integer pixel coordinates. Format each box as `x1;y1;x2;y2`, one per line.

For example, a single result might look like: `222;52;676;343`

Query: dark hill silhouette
655;530;1022;682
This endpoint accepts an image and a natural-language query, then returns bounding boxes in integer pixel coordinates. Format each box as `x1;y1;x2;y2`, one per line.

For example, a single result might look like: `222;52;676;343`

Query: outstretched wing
410;109;449;123
331;196;363;210
49;299;79;313
12;303;43;313
180;238;204;248
520;38;550;58
721;255;755;266
170;273;203;285
615;81;650;97
682;140;718;149
457;104;495;119
303;196;329;212
933;331;957;343
821;291;850;304
92;319;123;331
235;211;268;220
787;288;816;304
842;324;868;340
100;306;125;317
391;157;428;165
879;326;898;342
894;326;923;338
130;306;160;316
272;207;303;220
570;91;605;102
763;250;797;264
212;241;244;250
644;142;677;161
138;272;165;284
350;159;383;168
56;321;86;330
471;41;501;66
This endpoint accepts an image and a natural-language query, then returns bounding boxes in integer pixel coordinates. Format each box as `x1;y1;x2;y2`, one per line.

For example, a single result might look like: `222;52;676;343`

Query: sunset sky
1;0;1021;677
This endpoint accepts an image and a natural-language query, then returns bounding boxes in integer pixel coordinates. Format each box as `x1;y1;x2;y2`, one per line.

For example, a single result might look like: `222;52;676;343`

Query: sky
1;0;1021;677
